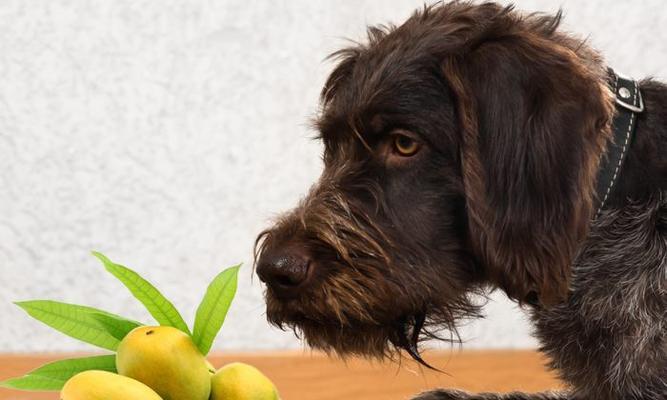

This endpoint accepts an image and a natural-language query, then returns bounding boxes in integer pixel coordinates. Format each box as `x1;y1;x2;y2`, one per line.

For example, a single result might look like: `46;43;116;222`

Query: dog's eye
392;134;420;157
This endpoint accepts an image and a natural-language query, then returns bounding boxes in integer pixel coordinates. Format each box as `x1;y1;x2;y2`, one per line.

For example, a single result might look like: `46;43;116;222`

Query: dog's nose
256;247;312;298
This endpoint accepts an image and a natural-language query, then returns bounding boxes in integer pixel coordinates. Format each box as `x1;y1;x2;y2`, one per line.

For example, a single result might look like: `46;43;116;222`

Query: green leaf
14;301;122;351
192;264;241;355
0;355;116;391
89;312;142;341
0;375;63;391
92;251;191;335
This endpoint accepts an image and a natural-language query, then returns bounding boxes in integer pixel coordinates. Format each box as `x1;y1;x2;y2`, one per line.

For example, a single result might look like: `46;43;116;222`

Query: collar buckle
612;70;645;113
615;93;644;113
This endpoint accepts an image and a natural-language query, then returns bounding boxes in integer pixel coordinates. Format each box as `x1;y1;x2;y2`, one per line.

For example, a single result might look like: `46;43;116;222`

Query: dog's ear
442;24;613;305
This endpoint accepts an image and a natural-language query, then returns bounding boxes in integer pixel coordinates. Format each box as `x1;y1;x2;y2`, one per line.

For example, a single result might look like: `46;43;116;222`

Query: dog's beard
256;180;482;366
263;265;483;367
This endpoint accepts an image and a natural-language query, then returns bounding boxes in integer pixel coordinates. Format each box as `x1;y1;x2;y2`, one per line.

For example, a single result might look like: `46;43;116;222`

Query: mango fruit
116;326;211;400
210;362;280;400
61;370;162;400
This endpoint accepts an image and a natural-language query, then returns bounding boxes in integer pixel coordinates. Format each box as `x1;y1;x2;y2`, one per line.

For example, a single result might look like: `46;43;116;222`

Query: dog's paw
411;389;477;400
412;390;570;400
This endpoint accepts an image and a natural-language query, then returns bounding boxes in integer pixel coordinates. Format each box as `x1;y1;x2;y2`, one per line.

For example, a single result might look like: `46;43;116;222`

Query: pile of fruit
0;252;280;400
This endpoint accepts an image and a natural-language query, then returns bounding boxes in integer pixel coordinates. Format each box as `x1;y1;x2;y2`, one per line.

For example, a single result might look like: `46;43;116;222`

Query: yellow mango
116;326;211;400
210;362;280;400
61;370;162;400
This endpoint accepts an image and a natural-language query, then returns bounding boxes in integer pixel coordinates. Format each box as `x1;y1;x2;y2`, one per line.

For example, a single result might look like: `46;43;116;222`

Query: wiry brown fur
256;162;482;358
255;2;667;399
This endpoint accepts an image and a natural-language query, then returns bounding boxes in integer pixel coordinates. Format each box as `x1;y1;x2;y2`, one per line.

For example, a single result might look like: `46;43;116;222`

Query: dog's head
255;2;613;361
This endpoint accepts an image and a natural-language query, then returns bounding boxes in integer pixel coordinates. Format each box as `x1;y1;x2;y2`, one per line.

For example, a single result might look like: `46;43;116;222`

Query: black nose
256;247;312;298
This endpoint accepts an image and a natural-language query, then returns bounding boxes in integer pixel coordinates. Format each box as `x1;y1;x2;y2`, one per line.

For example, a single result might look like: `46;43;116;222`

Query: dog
255;2;667;399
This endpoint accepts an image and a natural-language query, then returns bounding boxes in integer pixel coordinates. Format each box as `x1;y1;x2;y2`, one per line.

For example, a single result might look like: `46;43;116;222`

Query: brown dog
255;2;667;399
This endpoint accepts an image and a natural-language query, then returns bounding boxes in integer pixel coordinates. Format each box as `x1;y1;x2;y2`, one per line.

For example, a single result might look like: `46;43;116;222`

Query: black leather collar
593;69;644;219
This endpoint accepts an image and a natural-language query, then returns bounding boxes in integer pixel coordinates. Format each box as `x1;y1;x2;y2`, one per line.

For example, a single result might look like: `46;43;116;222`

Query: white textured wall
0;0;664;353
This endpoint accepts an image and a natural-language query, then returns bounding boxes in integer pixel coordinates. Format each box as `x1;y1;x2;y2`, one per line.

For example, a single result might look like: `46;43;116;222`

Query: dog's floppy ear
443;26;613;305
